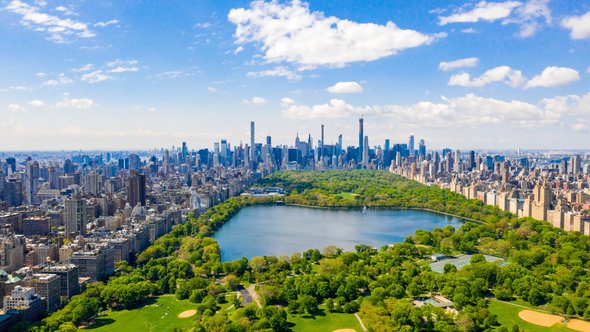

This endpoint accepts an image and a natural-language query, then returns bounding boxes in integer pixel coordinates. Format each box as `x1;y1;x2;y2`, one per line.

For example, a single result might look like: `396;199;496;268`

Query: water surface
214;205;463;261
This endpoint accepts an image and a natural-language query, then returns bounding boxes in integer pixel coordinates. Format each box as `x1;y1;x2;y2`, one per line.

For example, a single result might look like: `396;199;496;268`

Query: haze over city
1;0;589;151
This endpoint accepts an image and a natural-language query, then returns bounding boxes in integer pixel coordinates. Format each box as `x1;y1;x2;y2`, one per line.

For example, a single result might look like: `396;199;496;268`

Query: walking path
354;313;367;331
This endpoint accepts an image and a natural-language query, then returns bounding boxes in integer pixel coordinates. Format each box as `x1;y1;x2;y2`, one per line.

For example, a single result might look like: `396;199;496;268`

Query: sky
0;0;589;151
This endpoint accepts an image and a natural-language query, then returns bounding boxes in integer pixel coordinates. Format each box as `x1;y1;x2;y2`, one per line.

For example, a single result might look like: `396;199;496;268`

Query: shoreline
283;202;482;224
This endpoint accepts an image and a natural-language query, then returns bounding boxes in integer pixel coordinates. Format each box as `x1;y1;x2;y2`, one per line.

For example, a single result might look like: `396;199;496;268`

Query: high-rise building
250;121;255;164
571;155;581;175
362;136;369;166
418;139;426;157
3;286;44;322
65;196;86;236
358;118;364;163
29;273;61;313
181;142;188;162
38;264;80;299
128;171;146;207
320;124;324;160
408;134;415;156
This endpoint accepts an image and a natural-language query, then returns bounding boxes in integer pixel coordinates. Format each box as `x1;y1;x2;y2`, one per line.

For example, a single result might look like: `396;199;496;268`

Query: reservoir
214;205;463;261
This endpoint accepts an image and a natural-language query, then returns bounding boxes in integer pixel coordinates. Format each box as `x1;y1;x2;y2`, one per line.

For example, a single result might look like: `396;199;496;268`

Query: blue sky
1;0;589;151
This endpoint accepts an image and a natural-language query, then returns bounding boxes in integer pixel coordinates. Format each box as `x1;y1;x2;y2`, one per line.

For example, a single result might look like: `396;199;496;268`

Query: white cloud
587;67;590;74
439;57;479;71
525;66;580;88
28;100;44;107
461;28;478;33
561;11;590;40
73;64;94;72
571;123;588;132
439;1;521;25
246;66;302;81
55;5;74;16
7;104;26;113
107;59;138;67
207;86;218;93
281;97;295;106
109;66;138;73
229;0;436;70
448;65;525;88
326;81;363;94
5;0;95;43
56;97;96;109
281;92;590;129
439;0;551;38
94;19;119;28
243;96;267;105
43;73;73;86
81;70;112;83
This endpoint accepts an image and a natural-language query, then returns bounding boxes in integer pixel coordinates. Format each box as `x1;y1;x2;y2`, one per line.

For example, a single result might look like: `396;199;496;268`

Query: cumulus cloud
28;100;44;107
109;66;138;73
525;66;580;88
439;0;551;38
81;70;112;83
207;86;218;93
243;96;267;105
56;97;96;109
561;11;590;40
449;65;580;89
448;65;525;88
246;66;302;81
43;73;73;86
439;57;479;71
229;0;436;70
571;123;588;132
7;104;26;113
72;64;94;72
5;0;95;43
281;97;295;106
326;81;363;94
106;59;139;73
439;1;521;25
281;92;590;129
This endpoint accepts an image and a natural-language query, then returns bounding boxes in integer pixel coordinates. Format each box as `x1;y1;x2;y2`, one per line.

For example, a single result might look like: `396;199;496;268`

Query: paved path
354;313;367;331
239;287;252;306
247;284;262;308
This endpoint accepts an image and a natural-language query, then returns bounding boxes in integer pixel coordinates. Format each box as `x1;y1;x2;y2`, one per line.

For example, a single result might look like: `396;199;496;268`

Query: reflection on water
214;205;463;261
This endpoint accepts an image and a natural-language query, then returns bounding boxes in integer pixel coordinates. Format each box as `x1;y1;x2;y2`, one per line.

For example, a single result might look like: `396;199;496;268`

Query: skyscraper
320;124;324;160
363;136;369;166
128;171;146;207
408;134;415;156
65;196;86;236
250;121;255;165
181;142;187;162
358;118;364;163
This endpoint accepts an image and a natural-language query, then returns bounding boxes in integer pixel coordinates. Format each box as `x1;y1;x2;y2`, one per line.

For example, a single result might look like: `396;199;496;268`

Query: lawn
333;192;360;201
489;299;575;332
83;295;198;331
289;308;361;332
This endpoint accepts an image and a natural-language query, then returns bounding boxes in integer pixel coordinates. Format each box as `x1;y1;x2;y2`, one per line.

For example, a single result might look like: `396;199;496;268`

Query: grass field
289;308;361;332
489;300;576;332
333;192;360;201
84;295;197;331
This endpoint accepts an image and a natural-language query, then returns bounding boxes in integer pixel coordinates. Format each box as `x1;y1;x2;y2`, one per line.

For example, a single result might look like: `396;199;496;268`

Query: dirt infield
332;329;356;332
568;319;590;332
177;309;197;318
518;310;563;327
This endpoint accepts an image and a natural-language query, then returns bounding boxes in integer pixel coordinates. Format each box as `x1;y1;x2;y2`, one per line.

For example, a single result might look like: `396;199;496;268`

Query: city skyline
1;0;590;150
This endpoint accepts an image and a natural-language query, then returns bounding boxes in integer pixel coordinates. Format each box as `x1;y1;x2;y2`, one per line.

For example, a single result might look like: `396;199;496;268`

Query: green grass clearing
83;295;197;331
488;299;575;332
289;307;361;332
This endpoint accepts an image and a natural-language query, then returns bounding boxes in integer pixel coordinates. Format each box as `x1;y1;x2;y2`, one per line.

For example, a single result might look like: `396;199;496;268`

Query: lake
214;205;463;261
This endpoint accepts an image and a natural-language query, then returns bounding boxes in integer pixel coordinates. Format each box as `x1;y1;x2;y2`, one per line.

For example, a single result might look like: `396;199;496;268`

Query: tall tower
250;121;255;164
358;118;364;163
128;170;146;207
65;195;86;236
320;124;324;160
408;134;415;156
